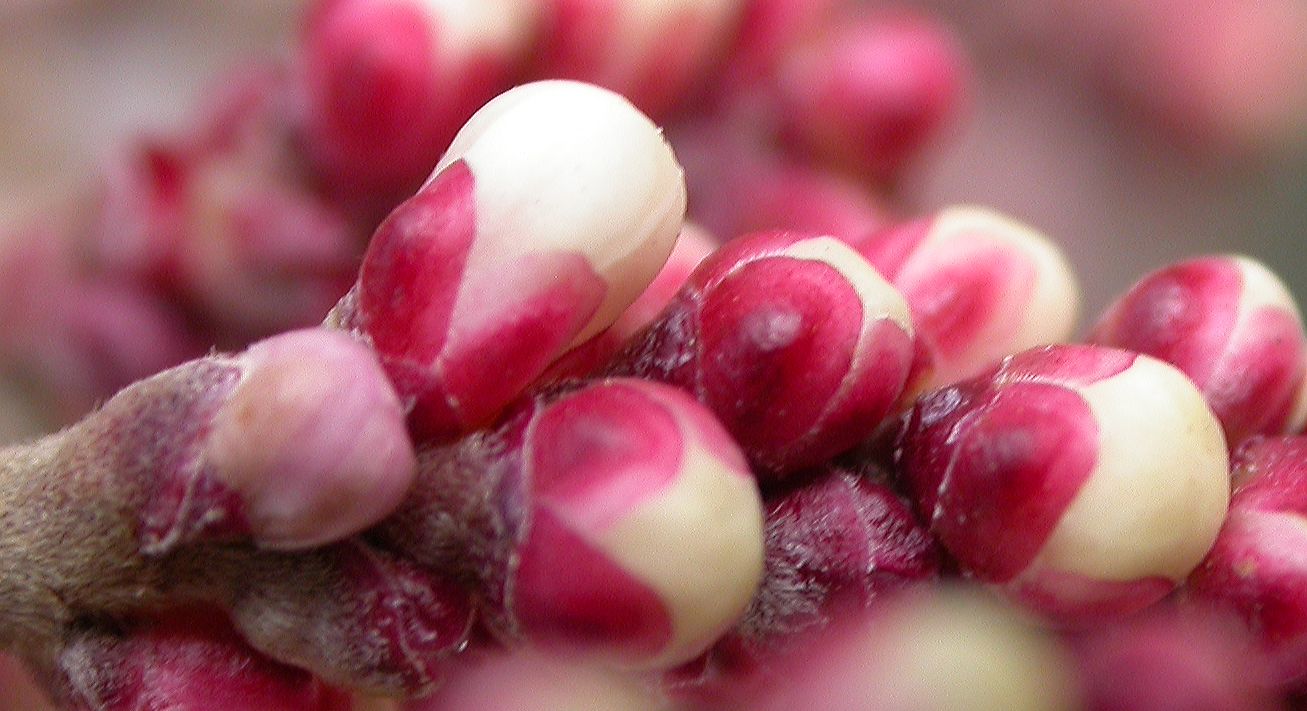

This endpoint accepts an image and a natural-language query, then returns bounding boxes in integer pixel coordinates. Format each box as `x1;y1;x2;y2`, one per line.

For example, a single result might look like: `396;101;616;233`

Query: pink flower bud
1089;255;1307;447
340;80;687;438
772;10;969;186
610;230;914;477
666;465;940;704
53;610;351;711
513;381;764;667
128;329;414;552
857;207;1080;391
380;379;764;669
298;0;538;198
897;344;1230;622
1188;436;1307;687
529;0;745;118
203;329;416;550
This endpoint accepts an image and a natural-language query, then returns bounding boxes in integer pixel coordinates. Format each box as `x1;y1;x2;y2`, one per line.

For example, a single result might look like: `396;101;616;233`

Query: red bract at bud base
331;80;687;440
1089;255;1307;447
378;378;765;669
896;344;1230;623
608;230;915;478
52;610;352;711
856;206;1080;392
1188;436;1307;689
773;9;969;186
298;0;539;201
529;0;744;119
665;465;940;706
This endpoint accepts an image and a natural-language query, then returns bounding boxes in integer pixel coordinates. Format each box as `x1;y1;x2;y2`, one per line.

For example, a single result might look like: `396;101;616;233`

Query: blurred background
3;0;1303;305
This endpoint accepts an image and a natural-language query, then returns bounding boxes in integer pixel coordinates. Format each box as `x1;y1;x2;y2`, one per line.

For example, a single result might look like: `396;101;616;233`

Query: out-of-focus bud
298;0;539;200
750;585;1079;711
609;230;914;478
856;206;1079;392
405;652;661;711
333;80;687;439
773;10;969;186
719;0;848;89
897;345;1230;622
666;464;940;705
1089;255;1307;447
91;128;359;343
0;225;200;421
674;120;893;243
172;153;360;340
1188;436;1307;688
1072;606;1284;711
380;379;764;669
529;0;745;119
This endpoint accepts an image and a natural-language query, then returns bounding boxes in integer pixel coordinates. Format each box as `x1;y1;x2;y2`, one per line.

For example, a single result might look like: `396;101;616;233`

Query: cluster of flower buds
6;2;1307;711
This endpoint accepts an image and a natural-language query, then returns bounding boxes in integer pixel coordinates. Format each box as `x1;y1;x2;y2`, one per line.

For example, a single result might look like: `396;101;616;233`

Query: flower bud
751;586;1079;711
379;378;764;669
897;344;1230;622
610;230;914;477
1090;255;1307;446
1189;436;1307;688
857;206;1079;391
340;80;687;438
667;464;940;704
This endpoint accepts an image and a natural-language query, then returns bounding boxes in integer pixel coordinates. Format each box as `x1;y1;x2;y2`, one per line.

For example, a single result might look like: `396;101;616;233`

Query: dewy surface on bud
609;230;914;478
897;344;1230;622
340;80;687;439
856;206;1080;392
378;378;765;670
1090;255;1307;447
